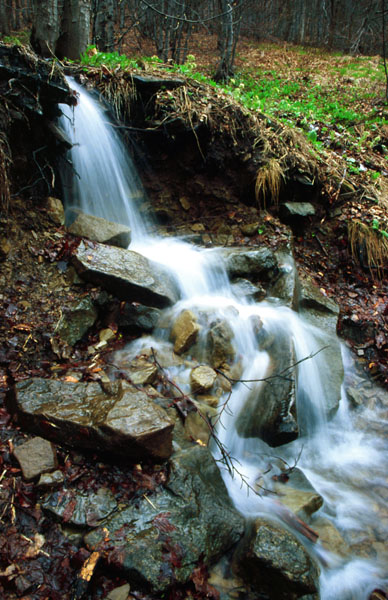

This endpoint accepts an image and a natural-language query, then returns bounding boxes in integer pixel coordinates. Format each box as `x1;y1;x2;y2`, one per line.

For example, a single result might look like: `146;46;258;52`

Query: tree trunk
30;0;62;57
93;0;115;51
56;0;91;59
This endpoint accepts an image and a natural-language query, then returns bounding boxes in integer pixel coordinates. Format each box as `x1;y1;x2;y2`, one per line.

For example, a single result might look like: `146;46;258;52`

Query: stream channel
59;78;388;600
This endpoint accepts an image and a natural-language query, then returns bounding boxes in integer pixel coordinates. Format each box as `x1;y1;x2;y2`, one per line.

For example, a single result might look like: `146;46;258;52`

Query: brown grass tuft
255;158;284;208
348;219;388;277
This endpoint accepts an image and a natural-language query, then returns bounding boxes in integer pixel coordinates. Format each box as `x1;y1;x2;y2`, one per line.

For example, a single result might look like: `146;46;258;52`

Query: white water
59;81;388;600
59;78;146;241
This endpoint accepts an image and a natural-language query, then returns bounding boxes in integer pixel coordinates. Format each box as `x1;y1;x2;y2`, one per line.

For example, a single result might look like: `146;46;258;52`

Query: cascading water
59;81;388;600
59;77;146;241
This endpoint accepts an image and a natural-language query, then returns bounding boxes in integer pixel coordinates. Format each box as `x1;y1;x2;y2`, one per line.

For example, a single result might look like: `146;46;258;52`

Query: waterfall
59;80;388;600
59;77;146;242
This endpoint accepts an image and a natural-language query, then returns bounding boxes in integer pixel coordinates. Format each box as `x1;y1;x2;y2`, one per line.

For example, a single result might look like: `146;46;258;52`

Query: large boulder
236;331;298;446
8;379;174;462
68;212;131;248
84;446;244;592
233;518;320;599
72;240;179;308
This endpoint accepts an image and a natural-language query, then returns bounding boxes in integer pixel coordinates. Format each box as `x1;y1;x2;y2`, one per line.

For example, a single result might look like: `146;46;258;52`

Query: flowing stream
59;80;388;600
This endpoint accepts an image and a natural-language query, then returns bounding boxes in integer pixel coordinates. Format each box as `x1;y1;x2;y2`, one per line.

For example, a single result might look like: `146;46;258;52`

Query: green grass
79;46;388;180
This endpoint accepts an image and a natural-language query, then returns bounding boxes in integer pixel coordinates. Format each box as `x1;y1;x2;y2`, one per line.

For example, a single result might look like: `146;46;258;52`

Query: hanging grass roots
255;158;284;209
348;219;388;276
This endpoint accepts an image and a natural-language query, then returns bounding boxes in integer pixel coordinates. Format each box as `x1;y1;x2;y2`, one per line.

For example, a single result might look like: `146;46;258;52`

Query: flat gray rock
9;379;174;462
68;212;131;248
72;240;179;308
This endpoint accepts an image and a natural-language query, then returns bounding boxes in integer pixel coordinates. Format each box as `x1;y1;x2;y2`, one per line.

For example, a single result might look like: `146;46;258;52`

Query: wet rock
268;253;298;308
171;310;200;355
13;436;58;481
68;212;131;248
234;518;319;599
297;274;343;419
184;400;218;445
106;584;130;600
37;469;64;489
0;43;73;111
10;379;174;462
117;302;161;334
72;240;179;308
127;357;158;386
311;517;349;557
274;487;323;520
207;319;235;368
46;197;65;226
43;487;117;527
231;278;266;302
236;332;298;447
297;273;340;332
190;365;217;394
223;247;278;282
84;446;244;593
53;296;98;347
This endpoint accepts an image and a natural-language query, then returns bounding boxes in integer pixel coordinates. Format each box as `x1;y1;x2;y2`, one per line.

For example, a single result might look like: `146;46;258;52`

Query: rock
13;437;58;481
234;518;319;599
236;332;298;446
311;517;349;557
297;273;340;331
72;240;179;308
280;202;316;219
241;222;260;236
126;357;158;386
297;274;343;419
231;278;266;302
207;319;235;368
68;212;131;248
53;297;98;347
223;247;278;282
37;469;64;489
117;303;161;334
106;584;130;600
9;379;174;462
84;446;244;593
46;197;65;226
275;487;323;520
273;469;323;520
0;44;73;110
184;400;218;445
171;310;200;355
43;487;117;528
268;252;298;308
190;366;217;394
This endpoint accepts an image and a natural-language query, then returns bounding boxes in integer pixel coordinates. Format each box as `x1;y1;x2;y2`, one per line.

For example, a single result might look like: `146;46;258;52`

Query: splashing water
60;80;388;599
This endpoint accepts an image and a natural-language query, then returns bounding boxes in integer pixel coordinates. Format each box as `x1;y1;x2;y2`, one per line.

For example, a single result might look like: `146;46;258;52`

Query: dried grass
348;219;388;276
99;75;137;122
255;158;284;208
